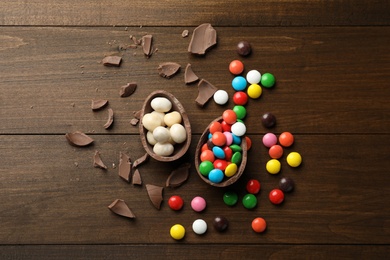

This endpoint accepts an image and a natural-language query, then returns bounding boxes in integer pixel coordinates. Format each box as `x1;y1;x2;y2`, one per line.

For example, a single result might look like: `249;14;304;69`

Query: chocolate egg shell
139;90;191;162
195;117;247;187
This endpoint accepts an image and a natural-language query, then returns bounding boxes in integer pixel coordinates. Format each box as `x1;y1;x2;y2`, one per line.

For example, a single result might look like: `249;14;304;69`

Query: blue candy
212;146;225;159
232;76;247;91
208;169;224;183
232;133;242;145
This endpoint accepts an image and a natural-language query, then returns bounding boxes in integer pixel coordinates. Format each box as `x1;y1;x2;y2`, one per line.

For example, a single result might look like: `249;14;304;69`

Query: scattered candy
213;89;229;105
247;84;262;99
246;70;261;84
231;122;246;136
223;191;238;206
232;76;247;91
191;196;207;212
168;195;184;211
209;121;222;134
262;133;278;148
222;109;237;124
170;224;185;240
252;217;267;233
242;193;257;209
246;179;261;194
233;91;248;105
213;216;229;232
237;41;252;56
269;144;283;159
261;112;276;128
233;105;247;120
266;159;281;174
269;189;284;205
192;219;208;235
279;177;295;193
287;152;302;167
245;136;252;150
229;60;244;75
279;132;294;147
260;72;275;88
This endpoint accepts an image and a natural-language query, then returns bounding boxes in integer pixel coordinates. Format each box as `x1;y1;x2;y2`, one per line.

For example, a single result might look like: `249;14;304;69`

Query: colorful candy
213;216;229;232
192;219;208;235
261;112;276;128
266;159;281;174
251;217;267;233
229;60;244;75
232;76;247;91
231;122;246;136
262;133;278;148
208;168;224;183
246;70;261;84
242;193;257;209
269;189;284;205
222;109;237;124
279;132;294;147
246;179;261;194
260;72;275;88
237;41;252;56
191;196;207;212
269;144;283;159
233;105;247;119
279;177;295;193
287;152;302;167
213;89;229;105
168;195;184;211
223;191;238;206
170;224;185;240
247;83;262;99
233;91;248;105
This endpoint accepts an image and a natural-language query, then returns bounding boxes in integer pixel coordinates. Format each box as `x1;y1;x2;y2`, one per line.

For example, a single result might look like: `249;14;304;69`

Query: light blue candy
208;169;224;183
232;134;242;145
232;76;247;91
212;146;225;159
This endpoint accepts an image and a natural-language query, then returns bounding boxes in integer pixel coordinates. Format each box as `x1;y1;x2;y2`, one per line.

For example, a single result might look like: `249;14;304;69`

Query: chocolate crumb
133;110;142;119
182;30;189;38
130;118;139;126
91;99;108;111
132;169;142;185
166;163;190;188
158;62;181;78
133;153;149;168
65;131;94;147
93;150;108;169
142;35;153;57
103;108;114;129
195;79;218;107
108;199;136;219
102;56;122;67
184;63;199;84
119;82;137;97
188;23;217;55
146;184;163;210
118;152;132;182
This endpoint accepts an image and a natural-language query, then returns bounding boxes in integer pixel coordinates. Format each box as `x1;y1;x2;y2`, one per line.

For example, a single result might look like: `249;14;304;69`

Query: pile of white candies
142;97;187;156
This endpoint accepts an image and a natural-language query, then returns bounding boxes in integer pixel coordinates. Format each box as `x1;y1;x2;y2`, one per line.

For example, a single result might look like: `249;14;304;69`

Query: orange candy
201;143;209;152
269;144;283;159
200;149;215;162
209;121;222;134
279;132;294;147
229;60;244;75
245;136;252;151
212;131;226;146
252;217;267;233
222;109;237;125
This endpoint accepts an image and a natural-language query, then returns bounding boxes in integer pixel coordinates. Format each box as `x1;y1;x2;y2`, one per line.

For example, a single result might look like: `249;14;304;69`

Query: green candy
233;105;247;120
199;161;214;176
260;73;275;88
230;144;242;153
223;191;238;206
231;152;242;164
242;194;257;209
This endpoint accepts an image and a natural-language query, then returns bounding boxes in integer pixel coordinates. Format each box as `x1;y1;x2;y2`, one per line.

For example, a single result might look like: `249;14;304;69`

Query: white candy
151;97;172;112
169;123;187;144
151;111;166;126
164;111;182;127
153;126;171;143
153;142;174;156
146;131;157;145
231;121;246;136
246;70;261;84
192;219;207;235
142;113;162;131
213;90;229;105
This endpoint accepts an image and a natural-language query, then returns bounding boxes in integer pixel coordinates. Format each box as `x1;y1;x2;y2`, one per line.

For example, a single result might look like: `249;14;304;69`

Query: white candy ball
169;124;187;144
153;142;174;156
164;111;182;127
231;121;246;136
142;113;162;132
246;70;261;84
146;131;157;145
192;219;207;235
153;126;171;143
213;90;229;105
151;111;166;126
151;97;172;112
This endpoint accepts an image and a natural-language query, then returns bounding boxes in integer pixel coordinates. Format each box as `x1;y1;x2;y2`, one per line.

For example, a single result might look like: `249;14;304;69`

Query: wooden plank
0;134;389;244
1;27;389;134
0;0;389;26
1;245;389;259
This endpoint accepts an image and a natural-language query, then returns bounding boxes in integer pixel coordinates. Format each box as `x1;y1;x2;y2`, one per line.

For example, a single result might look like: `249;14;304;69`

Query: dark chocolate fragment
103;108;114;129
195;79;218;107
166;163;190;188
132;169;142;185
213;216;229;232
108;199;136;219
237;41;252;56
261;112;276;128
184;63;199;84
91;99;108;111
102;56;122;67
93;150;107;169
133;153;149;168
279;177;295;193
146;184;163;210
65;131;94;147
142;35;153;57
188;23;217;55
158;62;181;78
118;152;132;182
120;82;137;97
130;118;139;126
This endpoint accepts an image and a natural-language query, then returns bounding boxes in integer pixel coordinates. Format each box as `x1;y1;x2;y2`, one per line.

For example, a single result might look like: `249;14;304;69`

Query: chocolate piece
195;79;218;107
181;30;189;38
279;177;295;193
91;99;108;110
103;108;114;129
188;23;217;55
108;199;135;219
166;163;190;188
158;62;181;78
120;82;137;97
93;150;107;169
213;216;229;232
142;35;153;57
130;118;139;126
133;153;149;168
118;152;132;182
237;41;252;56
146;184;163;210
102;56;122;67
133;110;142;120
132;169;142;185
184;63;199;84
261;112;276;128
65;131;94;147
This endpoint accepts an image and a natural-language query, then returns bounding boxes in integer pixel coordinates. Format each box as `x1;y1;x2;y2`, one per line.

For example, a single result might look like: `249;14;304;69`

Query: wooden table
1;1;389;259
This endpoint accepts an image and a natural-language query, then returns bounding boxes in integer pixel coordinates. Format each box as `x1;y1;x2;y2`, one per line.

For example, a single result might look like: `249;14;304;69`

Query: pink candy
191;196;207;212
262;133;277;148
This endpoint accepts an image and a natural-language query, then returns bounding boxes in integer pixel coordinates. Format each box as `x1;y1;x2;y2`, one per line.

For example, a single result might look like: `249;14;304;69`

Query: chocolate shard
133;153;150;168
102;56;122;67
65;131;94;147
188;23;217;55
91;99;108;110
146;184;163;210
166;163;191;188
133;110;142;120
130;118;139;126
103;108;114;129
184;63;199;84
118;152;132;182
195;79;218;107
158;62;181;78
181;30;189;38
142;35;153;57
108;199;136;219
120;82;137;97
93;150;107;169
132;169;142;185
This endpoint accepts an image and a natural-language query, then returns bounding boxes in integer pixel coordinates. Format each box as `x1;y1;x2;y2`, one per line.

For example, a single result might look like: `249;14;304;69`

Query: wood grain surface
1;0;389;259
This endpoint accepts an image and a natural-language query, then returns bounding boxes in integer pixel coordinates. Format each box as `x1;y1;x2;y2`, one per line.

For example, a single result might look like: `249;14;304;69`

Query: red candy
246;179;261;194
223;146;233;161
221;120;232;132
214;159;228;171
168;195;184;210
201;143;209;152
233;91;248;106
209;121;222;134
212;131;226;146
200;149;215;162
269;144;283;159
222;109;237;125
245;136;252;151
269;189;284;205
279;132;294;147
229;60;244;75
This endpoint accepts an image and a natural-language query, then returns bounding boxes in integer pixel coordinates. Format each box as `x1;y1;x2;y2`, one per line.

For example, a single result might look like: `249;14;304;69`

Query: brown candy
188;23;217;55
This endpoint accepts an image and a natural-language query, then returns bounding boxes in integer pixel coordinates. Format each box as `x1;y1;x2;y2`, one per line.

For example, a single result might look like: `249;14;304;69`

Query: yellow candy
287;152;302;167
247;84;262;99
224;163;238;177
170;224;185;240
266;159;281;174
